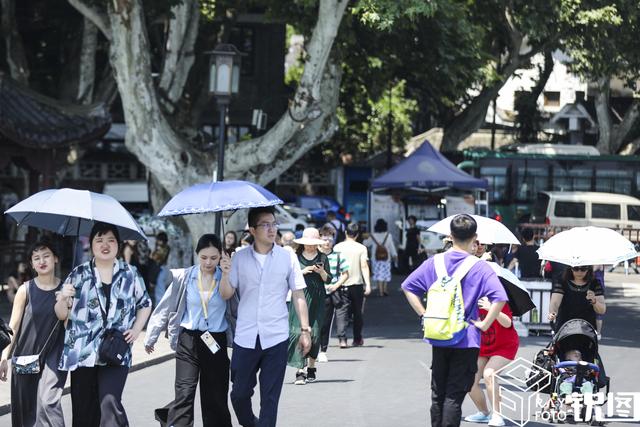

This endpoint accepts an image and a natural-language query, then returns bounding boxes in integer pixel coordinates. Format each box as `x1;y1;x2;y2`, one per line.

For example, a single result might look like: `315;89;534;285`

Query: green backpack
423;253;479;346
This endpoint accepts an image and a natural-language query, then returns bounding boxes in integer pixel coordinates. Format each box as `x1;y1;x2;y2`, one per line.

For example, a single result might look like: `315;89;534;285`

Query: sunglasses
571;266;590;272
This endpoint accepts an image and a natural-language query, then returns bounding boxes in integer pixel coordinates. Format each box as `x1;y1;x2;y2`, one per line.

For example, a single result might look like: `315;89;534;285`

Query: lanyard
197;270;217;320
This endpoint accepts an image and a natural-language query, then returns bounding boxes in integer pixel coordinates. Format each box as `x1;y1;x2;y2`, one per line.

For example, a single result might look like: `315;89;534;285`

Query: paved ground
1;272;640;426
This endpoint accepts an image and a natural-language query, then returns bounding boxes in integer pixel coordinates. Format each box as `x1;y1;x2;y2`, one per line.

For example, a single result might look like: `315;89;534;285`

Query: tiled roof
0;73;111;148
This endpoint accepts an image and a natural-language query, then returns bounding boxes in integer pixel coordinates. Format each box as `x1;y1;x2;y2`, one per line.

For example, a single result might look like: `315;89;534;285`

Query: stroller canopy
553;319;599;363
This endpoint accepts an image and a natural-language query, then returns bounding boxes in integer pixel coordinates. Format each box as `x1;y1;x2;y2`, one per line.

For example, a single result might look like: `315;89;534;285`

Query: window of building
543;91;561;107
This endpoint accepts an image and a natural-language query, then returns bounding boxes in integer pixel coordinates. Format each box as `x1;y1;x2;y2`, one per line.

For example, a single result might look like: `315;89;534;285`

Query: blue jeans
230;337;287;427
154;266;169;306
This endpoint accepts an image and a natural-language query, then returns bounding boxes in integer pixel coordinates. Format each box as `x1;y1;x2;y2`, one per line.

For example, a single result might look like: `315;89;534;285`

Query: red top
479;304;519;360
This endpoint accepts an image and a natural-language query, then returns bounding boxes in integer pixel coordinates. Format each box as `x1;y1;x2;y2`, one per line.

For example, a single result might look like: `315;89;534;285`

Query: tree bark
158;0;200;112
595;77;613;153
1;0;30;84
77;18;98;104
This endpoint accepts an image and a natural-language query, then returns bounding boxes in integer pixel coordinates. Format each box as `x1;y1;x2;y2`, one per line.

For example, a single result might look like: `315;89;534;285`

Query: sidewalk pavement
0;330;175;416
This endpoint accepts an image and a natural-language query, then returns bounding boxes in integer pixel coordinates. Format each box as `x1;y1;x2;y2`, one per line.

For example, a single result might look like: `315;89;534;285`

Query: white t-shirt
254;253;267;268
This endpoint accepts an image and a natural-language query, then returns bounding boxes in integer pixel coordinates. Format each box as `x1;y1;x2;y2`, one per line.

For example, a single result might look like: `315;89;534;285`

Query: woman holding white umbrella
548;266;606;331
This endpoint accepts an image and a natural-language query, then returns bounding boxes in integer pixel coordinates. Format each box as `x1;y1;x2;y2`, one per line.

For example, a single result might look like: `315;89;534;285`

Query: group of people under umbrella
1;183;634;427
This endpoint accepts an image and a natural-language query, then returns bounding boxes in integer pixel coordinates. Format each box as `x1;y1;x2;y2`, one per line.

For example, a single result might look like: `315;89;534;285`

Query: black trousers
70;365;129;427
230;337;287;427
320;291;347;351
430;346;479;427
167;329;231;427
335;285;364;341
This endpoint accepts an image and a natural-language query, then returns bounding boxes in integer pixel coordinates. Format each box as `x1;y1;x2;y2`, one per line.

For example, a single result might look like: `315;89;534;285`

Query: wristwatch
300;326;312;333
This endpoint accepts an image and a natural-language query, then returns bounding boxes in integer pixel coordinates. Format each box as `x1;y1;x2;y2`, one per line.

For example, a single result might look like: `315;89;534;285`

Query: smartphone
315;262;324;268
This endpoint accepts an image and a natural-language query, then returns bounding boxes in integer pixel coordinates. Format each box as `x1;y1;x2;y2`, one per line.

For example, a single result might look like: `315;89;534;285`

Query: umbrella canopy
5;188;146;240
158;180;283;217
428;214;520;245
537;226;637;267
488;262;536;317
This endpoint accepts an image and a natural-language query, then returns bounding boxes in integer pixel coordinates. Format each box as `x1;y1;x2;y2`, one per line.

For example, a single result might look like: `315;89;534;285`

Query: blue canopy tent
371;140;488;192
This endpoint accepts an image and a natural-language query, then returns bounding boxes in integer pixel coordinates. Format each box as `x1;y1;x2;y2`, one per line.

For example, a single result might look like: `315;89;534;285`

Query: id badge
200;331;220;354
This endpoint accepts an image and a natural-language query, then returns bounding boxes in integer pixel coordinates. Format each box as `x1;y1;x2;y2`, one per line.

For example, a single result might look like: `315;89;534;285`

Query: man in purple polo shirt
402;214;507;427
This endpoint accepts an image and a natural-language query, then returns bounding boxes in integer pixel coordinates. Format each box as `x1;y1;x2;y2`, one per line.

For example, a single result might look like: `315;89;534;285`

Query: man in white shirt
220;207;311;427
333;223;371;347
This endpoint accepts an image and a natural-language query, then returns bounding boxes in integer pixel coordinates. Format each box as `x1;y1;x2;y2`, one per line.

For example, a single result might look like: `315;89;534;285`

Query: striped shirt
325;251;349;293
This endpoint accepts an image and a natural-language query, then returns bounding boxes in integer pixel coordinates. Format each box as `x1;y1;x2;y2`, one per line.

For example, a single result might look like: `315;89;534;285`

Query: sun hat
293;227;326;246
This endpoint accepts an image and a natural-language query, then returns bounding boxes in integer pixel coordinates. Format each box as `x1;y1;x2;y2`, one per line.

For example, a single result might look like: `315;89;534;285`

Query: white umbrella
5;188;146;241
537;226;637;267
427;214;519;245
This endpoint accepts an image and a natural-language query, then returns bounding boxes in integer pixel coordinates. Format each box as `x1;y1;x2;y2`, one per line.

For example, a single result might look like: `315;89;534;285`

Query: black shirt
552;279;603;329
516;244;542;278
405;227;420;253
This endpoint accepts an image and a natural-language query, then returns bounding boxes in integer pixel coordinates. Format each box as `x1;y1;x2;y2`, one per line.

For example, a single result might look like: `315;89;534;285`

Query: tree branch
226;0;349;174
595;77;613;153
77;18;98;104
67;0;112;41
158;0;200;111
0;0;30;84
612;100;640;153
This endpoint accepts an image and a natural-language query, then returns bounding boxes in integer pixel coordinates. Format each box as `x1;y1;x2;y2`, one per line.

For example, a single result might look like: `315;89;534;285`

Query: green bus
460;147;640;228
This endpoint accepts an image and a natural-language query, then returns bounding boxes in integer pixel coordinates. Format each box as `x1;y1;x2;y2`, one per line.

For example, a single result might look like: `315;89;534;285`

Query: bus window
531;193;550;223
553;167;591;191
516;167;547;201
555;201;586;218
592;203;621;219
480;166;507;202
628;205;640;221
596;169;632;194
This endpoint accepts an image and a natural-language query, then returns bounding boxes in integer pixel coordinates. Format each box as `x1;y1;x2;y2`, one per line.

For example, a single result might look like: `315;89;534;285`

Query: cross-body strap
451;256;480;281
434;253;448;278
382;233;389;245
370;234;380;246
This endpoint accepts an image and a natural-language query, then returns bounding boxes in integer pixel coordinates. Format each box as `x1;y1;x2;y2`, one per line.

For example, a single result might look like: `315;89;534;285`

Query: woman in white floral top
55;222;152;427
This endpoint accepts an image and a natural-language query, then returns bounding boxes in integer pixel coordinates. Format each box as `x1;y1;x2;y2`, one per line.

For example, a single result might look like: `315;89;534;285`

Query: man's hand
364;286;371;296
298;331;311;355
123;328;141;344
326;284;339;293
220;251;232;275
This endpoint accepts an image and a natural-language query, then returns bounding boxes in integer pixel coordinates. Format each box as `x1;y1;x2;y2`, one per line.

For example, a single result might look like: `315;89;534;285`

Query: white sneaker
488;414;505;426
317;352;328;363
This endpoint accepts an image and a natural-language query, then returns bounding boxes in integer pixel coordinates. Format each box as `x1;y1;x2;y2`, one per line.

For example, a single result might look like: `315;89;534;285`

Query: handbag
95;281;131;366
12;321;60;375
0;317;12;353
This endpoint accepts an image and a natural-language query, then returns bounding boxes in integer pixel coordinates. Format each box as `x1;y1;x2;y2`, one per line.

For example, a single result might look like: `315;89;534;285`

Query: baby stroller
528;319;610;424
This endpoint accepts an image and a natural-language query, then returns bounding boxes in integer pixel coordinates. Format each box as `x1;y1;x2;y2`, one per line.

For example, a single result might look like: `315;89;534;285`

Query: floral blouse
59;259;152;370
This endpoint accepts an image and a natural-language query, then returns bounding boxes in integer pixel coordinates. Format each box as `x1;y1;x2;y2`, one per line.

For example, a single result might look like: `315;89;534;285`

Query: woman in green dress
288;227;332;385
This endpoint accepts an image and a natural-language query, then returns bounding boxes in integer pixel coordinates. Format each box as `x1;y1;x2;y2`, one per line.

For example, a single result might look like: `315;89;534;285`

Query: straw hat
293;227;326;246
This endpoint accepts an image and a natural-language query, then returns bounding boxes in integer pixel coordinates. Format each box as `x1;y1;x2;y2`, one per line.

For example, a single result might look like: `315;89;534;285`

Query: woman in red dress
464;297;519;426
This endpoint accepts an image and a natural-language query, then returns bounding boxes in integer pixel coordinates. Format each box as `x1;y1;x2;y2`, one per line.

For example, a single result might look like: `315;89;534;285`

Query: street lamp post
206;43;242;236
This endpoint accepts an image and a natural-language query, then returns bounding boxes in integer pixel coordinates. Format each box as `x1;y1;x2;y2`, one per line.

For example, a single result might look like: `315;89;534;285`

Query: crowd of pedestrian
0;208;614;427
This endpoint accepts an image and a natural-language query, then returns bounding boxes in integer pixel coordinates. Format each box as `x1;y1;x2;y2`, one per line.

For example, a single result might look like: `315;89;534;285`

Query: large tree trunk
69;0;348;240
595;77;640;154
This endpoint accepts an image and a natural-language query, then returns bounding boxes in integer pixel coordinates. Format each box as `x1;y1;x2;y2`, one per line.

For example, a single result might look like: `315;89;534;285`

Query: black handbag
0;317;12;353
95;283;131;366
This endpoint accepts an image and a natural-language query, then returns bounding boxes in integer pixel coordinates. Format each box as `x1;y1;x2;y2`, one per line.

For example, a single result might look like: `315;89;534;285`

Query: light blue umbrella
158;180;283;217
4;188;146;240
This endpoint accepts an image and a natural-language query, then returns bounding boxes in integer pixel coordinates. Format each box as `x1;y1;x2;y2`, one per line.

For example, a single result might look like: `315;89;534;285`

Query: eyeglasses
254;222;279;230
320;236;333;241
571;266;590;272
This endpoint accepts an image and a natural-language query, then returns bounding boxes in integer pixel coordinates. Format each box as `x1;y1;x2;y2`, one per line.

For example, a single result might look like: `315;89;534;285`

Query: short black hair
248;207;276;228
521;228;534;242
326;211;337;219
346;222;360;238
408;215;417;222
374;219;388;233
156;231;168;243
28;238;59;260
195;233;222;254
450;214;477;242
90;222;121;247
